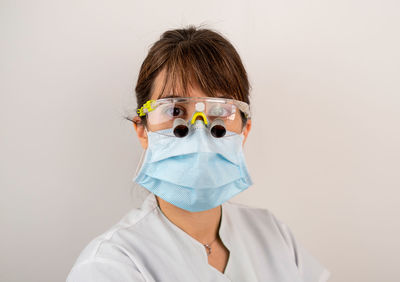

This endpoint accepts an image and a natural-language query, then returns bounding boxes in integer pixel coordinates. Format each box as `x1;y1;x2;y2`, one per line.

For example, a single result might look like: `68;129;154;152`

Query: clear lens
143;97;249;136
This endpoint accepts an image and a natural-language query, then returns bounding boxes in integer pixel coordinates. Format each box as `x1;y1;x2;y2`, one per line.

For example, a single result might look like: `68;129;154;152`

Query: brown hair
132;24;251;124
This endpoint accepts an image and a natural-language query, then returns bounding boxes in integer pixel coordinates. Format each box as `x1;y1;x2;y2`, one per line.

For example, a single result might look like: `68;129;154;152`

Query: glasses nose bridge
190;111;209;125
195;114;206;122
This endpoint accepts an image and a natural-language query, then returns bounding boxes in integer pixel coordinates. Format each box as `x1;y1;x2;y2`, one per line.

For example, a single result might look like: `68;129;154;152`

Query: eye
208;105;230;117
164;106;185;117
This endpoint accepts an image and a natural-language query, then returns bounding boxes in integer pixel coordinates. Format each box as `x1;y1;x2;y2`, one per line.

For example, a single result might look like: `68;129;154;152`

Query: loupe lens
173;118;189;138
210;119;226;138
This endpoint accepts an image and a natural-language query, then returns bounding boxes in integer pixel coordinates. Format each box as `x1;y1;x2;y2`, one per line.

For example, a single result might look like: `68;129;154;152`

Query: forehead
150;68;230;101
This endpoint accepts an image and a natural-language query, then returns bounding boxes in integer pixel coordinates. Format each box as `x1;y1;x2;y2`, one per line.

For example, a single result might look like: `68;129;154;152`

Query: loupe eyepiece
210;119;226;138
173;118;189;138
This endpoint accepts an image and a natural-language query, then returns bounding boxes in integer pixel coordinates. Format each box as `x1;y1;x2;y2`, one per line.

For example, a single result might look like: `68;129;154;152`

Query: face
133;70;251;149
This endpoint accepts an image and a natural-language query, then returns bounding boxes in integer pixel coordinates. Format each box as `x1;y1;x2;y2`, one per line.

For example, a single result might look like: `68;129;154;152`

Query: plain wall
1;0;399;281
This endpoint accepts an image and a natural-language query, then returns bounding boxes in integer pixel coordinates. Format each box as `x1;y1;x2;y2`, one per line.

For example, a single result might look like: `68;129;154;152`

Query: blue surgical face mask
133;120;253;212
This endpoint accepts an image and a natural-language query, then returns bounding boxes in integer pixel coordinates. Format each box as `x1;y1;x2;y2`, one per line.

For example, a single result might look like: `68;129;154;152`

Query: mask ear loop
134;148;146;177
134;125;149;177
130;123;152;206
130;143;147;206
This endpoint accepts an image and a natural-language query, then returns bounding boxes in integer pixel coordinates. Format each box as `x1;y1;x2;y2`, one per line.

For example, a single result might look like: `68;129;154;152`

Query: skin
132;70;251;273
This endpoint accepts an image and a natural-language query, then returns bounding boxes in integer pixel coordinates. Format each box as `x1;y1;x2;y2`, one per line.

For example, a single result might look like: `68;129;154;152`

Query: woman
67;25;331;282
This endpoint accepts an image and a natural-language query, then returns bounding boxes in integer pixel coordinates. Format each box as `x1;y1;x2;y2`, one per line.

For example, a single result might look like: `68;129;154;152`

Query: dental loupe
172;117;227;138
172;101;228;138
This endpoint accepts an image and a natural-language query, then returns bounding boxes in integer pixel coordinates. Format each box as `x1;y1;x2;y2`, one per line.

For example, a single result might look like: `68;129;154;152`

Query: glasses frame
137;96;251;120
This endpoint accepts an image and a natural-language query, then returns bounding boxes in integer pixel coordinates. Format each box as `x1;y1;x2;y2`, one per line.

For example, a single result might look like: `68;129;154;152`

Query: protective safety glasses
137;96;251;138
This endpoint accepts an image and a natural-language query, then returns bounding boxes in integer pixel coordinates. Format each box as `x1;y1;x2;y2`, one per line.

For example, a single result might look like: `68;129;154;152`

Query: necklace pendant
204;244;212;255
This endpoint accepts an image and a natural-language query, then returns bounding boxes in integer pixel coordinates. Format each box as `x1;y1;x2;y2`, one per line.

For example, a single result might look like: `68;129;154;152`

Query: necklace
203;237;218;256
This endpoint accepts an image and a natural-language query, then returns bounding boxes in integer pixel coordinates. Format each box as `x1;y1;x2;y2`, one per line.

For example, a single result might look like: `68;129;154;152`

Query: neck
155;195;222;244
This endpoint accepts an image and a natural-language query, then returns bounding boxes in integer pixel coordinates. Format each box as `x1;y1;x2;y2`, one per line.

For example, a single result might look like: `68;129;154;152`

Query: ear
132;116;148;149
242;119;252;147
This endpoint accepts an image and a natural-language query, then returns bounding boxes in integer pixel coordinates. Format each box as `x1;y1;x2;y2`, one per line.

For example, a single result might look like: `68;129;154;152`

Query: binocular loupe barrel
173;118;189;138
172;118;227;138
210;119;226;138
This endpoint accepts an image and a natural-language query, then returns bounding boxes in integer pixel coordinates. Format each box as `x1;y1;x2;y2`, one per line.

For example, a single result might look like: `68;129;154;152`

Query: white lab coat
67;192;331;282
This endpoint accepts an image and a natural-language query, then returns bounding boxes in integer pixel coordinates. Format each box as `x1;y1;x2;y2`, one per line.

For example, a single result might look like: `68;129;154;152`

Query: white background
1;0;399;281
